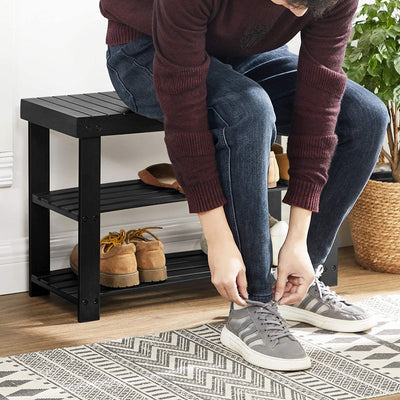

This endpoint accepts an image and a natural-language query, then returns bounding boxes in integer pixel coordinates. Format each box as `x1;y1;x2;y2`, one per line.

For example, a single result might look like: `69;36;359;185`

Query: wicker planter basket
348;179;400;273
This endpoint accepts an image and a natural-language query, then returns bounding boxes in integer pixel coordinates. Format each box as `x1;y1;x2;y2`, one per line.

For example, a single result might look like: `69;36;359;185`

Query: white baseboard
0;215;204;295
0;151;13;188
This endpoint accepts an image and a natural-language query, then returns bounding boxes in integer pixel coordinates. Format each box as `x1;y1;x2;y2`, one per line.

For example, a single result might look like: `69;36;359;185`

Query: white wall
1;0;198;295
0;3;353;295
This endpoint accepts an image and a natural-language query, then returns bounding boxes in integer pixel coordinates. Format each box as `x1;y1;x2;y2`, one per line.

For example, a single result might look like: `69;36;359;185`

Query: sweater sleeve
282;0;358;212
152;0;227;213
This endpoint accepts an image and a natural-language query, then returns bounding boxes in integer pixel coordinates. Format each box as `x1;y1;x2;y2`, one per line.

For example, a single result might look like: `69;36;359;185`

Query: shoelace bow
126;227;162;242
100;229;127;253
314;265;346;306
254;302;292;342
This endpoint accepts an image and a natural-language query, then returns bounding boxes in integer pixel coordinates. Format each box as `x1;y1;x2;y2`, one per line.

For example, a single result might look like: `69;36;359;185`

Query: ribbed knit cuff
184;177;227;213
282;178;324;213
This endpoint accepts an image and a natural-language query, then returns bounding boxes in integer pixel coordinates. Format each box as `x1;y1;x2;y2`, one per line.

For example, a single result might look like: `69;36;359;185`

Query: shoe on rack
278;266;377;332
126;227;167;283
272;143;290;182
70;229;140;288
220;299;311;371
270;220;288;266
138;163;184;194
268;151;280;188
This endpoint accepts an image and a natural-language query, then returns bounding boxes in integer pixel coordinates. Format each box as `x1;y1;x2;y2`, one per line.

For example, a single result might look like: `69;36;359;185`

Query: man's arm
282;0;359;213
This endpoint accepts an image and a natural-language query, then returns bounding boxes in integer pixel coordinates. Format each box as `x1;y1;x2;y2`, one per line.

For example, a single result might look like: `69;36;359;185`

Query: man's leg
107;39;311;369
231;47;388;270
231;47;388;332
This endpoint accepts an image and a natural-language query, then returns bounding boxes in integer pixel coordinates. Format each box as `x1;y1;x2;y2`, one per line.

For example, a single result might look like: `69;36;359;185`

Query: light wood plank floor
0;246;399;400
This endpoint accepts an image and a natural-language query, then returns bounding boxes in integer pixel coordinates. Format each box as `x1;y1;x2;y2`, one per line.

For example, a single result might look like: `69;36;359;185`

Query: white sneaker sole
220;326;311;371
279;305;377;332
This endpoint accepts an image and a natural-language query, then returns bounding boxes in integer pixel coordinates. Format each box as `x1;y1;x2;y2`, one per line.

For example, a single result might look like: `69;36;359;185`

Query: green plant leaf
347;67;366;83
358;33;371;51
394;55;400;75
370;28;387;46
348;47;363;62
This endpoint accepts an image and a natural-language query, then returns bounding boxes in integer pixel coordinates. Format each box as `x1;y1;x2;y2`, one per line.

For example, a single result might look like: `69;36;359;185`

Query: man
101;0;389;370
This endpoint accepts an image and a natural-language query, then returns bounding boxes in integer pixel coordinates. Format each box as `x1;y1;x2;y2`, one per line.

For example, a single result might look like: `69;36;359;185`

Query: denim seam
209;105;242;253
120;49;154;80
106;61;138;112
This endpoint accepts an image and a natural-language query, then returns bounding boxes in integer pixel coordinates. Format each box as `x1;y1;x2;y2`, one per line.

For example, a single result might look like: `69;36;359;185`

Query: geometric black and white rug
1;295;399;400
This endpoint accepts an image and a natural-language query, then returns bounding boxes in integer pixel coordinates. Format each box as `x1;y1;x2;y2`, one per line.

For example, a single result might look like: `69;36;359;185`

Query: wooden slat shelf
31;250;210;304
32;179;289;220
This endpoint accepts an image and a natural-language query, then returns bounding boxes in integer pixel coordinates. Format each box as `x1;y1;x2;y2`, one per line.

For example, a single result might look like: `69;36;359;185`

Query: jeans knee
209;83;276;146
338;82;389;149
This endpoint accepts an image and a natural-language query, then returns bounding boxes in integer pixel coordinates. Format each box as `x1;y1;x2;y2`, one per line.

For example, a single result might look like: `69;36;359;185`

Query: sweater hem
106;21;146;45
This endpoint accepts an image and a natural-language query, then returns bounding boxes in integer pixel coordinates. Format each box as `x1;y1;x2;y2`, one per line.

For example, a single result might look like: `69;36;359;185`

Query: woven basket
348;179;400;273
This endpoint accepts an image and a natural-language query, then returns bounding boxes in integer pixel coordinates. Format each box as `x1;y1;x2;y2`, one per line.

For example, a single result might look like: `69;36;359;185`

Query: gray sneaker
278;266;377;332
220;300;311;371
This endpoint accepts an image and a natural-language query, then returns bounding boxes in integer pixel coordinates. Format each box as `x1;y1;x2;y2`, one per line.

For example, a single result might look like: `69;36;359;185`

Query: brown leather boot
69;229;140;288
126;227;167;283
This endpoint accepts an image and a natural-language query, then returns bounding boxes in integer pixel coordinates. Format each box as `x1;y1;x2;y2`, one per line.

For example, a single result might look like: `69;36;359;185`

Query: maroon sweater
100;0;357;213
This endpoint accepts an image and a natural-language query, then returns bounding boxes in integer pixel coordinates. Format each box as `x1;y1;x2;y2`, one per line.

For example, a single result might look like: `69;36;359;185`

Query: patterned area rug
1;295;400;400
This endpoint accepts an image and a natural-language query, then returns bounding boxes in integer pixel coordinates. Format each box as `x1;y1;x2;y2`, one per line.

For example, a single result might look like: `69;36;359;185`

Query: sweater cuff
282;178;324;213
183;177;227;213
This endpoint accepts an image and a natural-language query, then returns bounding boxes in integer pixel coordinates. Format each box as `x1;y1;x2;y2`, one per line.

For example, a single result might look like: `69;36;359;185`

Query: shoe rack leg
320;235;339;287
28;123;50;296
78;137;101;322
268;190;281;221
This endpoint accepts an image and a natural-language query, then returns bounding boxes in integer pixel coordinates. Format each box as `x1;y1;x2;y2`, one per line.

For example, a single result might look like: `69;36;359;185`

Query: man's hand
207;237;248;306
273;205;315;305
273;238;315;305
198;206;248;307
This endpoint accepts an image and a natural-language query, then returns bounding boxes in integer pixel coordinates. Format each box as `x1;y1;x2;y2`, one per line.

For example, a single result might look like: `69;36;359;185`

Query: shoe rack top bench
20;91;333;323
21;92;164;138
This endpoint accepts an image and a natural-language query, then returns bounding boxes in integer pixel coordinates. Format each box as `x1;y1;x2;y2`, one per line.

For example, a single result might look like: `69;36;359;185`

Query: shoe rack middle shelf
32;179;289;220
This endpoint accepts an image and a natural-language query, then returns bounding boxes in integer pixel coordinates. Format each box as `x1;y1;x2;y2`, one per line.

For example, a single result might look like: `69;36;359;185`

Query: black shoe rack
21;91;337;322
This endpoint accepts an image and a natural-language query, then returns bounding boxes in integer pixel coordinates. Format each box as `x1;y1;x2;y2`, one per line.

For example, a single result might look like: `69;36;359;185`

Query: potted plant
343;0;400;273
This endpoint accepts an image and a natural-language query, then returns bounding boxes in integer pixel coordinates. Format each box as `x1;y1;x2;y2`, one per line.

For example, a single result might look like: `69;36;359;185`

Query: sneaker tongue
245;299;277;308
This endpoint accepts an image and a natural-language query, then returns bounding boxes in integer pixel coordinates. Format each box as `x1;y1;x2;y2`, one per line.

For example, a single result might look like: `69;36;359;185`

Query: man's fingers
274;273;288;301
279;285;308;305
225;281;247;307
237;268;248;300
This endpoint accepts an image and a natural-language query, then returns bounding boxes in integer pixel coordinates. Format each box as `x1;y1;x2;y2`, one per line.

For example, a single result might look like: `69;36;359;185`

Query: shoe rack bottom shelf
31;250;210;304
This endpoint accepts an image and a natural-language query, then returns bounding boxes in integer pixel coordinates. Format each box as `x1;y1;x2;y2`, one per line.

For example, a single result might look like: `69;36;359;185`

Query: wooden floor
0;246;399;400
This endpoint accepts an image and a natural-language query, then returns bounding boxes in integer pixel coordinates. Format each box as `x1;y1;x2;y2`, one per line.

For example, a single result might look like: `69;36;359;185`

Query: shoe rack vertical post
78;137;101;322
28;123;50;297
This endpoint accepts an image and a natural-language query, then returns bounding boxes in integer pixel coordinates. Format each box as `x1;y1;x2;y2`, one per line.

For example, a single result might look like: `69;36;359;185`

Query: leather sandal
138;163;185;194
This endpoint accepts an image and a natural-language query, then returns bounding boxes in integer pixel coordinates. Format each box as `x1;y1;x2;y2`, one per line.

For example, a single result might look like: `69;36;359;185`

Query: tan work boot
126;227;167;283
69;229;140;288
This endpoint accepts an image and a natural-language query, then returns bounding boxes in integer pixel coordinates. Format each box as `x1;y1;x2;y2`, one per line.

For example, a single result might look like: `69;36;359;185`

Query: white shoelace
314;265;346;307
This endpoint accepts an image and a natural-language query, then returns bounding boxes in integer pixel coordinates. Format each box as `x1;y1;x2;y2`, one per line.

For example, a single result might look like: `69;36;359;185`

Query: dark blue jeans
106;36;389;302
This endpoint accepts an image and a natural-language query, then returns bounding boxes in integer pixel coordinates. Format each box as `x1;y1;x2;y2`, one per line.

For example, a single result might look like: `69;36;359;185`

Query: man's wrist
287;205;312;242
198;206;234;242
